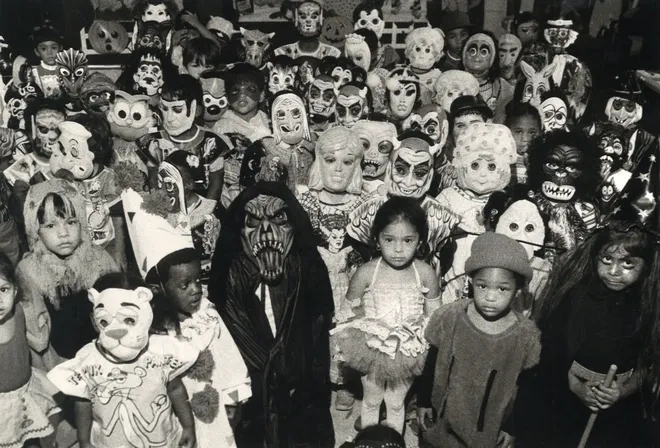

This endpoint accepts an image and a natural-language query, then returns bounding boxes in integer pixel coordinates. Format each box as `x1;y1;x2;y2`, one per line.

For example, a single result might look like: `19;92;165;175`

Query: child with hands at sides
417;232;541;448
334;197;440;434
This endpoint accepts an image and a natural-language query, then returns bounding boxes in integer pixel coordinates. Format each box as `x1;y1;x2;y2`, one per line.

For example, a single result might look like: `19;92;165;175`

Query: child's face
517;21;539;46
38;215;82;258
378;219;420;269
163;260;203;315
509;115;540;155
0;275;17;323
597;245;645;291
472;267;517;319
452;113;484;142
34;41;62;66
228;80;260;117
185;60;213;80
446;27;469;56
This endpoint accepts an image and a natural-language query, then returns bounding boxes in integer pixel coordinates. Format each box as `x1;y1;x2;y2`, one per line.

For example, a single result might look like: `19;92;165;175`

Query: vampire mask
405;27;445;71
242;194;294;283
352;120;399;180
55;49;88;100
296;1;323;38
132;53;164;97
463;33;496;78
265;57;297;95
386;66;420;121
307;74;337;118
433;70;479;113
386;133;438;198
200;75;228;123
403;103;449;147
498;34;522;81
605;96;643;129
50;121;95;180
240;27;275;68
272;92;310;145
336;84;370;129
107;90;155;142
354;8;384;39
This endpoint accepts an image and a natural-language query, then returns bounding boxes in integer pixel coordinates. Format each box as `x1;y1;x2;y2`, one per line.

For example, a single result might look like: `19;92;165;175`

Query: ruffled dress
336;258;429;383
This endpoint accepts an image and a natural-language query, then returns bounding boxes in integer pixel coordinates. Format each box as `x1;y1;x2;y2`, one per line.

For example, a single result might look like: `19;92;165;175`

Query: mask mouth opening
542;181;576;201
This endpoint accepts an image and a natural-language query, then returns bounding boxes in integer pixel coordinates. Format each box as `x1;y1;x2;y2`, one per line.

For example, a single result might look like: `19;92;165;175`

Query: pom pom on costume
191;384;221;424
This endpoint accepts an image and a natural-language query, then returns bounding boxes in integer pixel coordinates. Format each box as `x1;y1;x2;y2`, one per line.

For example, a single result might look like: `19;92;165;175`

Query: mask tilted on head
306;74;337;118
242;195;294;283
352;120;399;180
336;84;369;128
132;53;164;97
107;90;155;142
239;27;275;68
354;8;384;39
498;34;522;81
386;135;438;198
495;200;545;259
89;287;153;362
55;49;89;100
50;121;95;180
271;92;310;145
296;1;323;38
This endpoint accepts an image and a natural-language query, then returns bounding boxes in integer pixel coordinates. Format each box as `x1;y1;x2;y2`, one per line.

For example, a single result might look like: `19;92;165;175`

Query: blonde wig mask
308;125;364;194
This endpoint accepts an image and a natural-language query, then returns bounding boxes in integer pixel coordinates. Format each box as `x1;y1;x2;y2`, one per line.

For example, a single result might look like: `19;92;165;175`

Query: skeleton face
388;82;417;120
354;9;384;39
296;2;323;37
388;147;432;198
336;88;368;129
498;35;521;80
33;109;66;158
241;195;294;283
541;144;583;202
272;97;305;145
496;200;544;259
606;97;641;128
133;61;163;96
540;97;568;132
200;77;228;123
352;120;397;180
240;28;275;68
142;4;170;23
7;98;26;121
307;76;336;118
267;64;296;95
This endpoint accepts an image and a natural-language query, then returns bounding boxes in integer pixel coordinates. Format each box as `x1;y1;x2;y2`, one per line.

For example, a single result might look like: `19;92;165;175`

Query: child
17;179;118;370
417;232;540;447
29;22;64;98
182;37;221;79
433;11;473;72
0;252;60;448
504;101;541;185
513;12;540;47
47;272;198;448
336;197;440;434
212;63;271;142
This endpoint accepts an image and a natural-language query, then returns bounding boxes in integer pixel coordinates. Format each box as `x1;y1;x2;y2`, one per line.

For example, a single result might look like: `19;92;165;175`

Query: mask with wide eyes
330;67;352;89
495;199;545;258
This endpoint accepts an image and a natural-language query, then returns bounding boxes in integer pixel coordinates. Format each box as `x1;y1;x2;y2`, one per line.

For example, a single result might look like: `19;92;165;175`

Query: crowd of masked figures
0;0;658;446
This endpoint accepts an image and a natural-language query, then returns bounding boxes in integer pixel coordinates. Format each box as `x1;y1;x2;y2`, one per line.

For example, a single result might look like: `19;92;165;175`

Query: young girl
515;221;658;447
504;101;541;185
416;232;540;447
0;252;60;448
335;197;440;434
17;179;118;370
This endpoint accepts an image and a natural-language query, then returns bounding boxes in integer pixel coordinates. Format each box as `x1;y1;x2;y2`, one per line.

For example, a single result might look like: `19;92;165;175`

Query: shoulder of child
416;260;437;283
425;300;467;344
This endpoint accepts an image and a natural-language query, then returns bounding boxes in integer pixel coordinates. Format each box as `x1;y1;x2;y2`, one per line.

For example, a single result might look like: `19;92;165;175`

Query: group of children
0;0;657;447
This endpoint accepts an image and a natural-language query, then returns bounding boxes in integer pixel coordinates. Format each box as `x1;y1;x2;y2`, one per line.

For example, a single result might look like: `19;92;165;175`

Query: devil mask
200;74;228;123
56;49;89;100
240;27;275;68
403;103;449;147
307;74;337;118
498;34;522;81
272;91;310;145
296;1;323;38
336;84;369;129
386;133;439;198
605;96;642;129
352;120;399;180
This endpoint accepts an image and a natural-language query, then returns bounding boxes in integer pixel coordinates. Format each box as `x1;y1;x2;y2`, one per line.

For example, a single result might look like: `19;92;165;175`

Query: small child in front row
417;232;541;448
0;252;60;448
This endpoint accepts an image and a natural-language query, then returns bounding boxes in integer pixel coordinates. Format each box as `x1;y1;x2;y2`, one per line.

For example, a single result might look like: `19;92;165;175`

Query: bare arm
419;261;441;316
168;377;196;447
74;398;95;448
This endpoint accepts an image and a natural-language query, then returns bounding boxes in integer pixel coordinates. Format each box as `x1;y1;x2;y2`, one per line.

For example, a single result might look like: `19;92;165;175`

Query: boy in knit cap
417;232;541;448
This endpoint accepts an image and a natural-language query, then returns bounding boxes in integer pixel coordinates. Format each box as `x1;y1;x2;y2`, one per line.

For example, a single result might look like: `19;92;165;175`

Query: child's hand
497;430;515;447
593;380;621;410
568;371;599;412
416;407;434;431
178;427;196;448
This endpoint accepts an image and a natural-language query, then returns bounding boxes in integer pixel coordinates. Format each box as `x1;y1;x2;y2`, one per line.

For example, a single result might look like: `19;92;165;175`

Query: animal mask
265;58;297;95
539;144;584;202
605;96;642;129
89;287;153;362
132;53;164;97
433;70;479;113
50;121;95;180
321;16;352;47
520;60;556;108
296;1;323;38
354;8;384;39
336;84;369;128
544;19;578;52
495;199;545;259
107;90;155;142
597;123;629;176
403;104;448;147
241;194;294;283
352;120;400;180
88;20;129;54
498;34;522;81
271;92;310;145
56;49;89;100
240;27;275;68
306;74;337;118
540;95;568;132
386;135;438;198
199;76;227;123
463;33;496;77
405;27;445;71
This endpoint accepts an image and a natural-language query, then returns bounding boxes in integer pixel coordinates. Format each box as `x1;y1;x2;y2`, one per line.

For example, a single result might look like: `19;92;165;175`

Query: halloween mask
386;67;420;120
517;20;540;46
55;49;88;100
597;124;628;174
89;287;153;362
405;27;445;71
133;53;164;96
498;34;522;81
495;200;545;259
344;34;370;72
199;76;227;123
520;60;556;108
318;57;360;90
321;16;352;47
107;90;155;141
600;180;616;204
159;95;196;137
605;96;642;129
544;19;578;52
352;120;399;180
80;73;116;118
403;104;448;147
454;123;516;195
142;3;170;23
540;144;583;202
33;108;66;158
463;33;496;77
240;27;275;68
265;58;297;95
386;135;438;198
354;9;384;39
307;75;337;118
158;161;186;214
242;194;294;283
136;21;171;52
433;70;479;113
5;83;41;129
272;92;310;145
540;96;568;132
50;121;95;180
296;1;323;38
336;84;369;128
88;20;129;54
309;125;363;194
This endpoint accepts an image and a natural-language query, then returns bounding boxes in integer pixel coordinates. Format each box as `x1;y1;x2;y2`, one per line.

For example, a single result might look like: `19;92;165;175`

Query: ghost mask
498;34;522;81
307;75;337;118
352;120;399;180
463;33;496;78
89;287;154;362
50;121;95;180
495;200;545;259
200;76;228;123
272;92;310;145
296;1;323;38
605;96;642;129
540;97;568;132
386;135;438;198
344;33;371;72
336;84;369;129
133;54;164;97
354;9;384;39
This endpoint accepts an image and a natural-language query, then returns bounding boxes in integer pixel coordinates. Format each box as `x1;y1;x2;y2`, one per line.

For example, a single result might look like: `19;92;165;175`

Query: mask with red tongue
241;194;294;283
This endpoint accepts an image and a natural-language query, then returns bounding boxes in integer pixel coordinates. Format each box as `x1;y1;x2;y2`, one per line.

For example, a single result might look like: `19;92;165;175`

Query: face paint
132;56;164;96
463;34;495;76
336;86;368;129
296;2;323;37
352;120;398;179
272;95;307;145
354;9;384;39
159;97;195;137
389;147;433;198
495;200;544;259
33;109;66;158
541;144;583;202
605;97;642;128
498;34;521;81
540;97;568;132
344;35;371;72
50;121;95;180
200;76;228;123
142;4;170;23
307;76;336;118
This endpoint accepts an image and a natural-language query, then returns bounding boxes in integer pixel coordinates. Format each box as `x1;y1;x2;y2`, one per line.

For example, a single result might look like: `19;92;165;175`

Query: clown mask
296;1;323;38
540;97;568;132
142;3;170;23
33;108;66;158
89;287;153;362
158;161;187;214
498;34;522;81
272;93;309;145
50;121;95;180
56;49;88;100
544;21;578;52
386;78;418;121
403;104;448;147
463;33;495;77
496;200;545;259
336;85;369;128
200;76;228;123
352;120;399;180
344;33;371;72
107;91;155;142
386;137;436;198
605;97;642;129
242;195;294;283
307;75;337;118
159;96;196;137
133;55;164;96
354;9;384;39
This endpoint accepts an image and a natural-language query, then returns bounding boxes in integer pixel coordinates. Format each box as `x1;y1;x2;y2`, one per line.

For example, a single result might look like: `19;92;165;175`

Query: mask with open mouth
352;120;399;180
306;75;337;118
242;194;294;283
540;144;584;202
271;91;310;145
133;54;164;96
596;123;628;177
158;161;186;215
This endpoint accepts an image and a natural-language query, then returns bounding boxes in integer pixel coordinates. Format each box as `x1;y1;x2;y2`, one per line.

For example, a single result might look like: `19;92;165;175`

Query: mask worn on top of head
50;121;95;180
605;96;642;129
132;54;164;96
160;97;196;137
344;33;371;72
242;194;294;283
33;109;66;158
265;61;297;95
336;85;369;128
403;104;448;146
296;1;323;38
158;161;187;214
495;199;545;259
352;120;399;180
463;33;496;77
541;144;583;202
239;27;275;68
354;9;384;39
498;34;522;81
55;49;89;100
272;93;309;145
306;75;337;118
89;287;154;362
107;90;155;141
200;76;228;123
540;97;568;132
386;137;436;198
142;3;170;23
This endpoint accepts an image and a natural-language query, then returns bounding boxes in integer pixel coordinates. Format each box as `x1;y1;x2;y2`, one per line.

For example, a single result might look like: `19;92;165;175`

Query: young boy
433;11;473;72
182;36;221;79
417;232;541;448
212;63;271;142
30;22;64;98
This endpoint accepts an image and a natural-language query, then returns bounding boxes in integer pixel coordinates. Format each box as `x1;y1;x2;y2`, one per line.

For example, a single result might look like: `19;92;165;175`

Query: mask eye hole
509;223;519;232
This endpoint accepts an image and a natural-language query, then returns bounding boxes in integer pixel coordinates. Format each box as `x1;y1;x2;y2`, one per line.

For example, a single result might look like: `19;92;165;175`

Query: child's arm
593;370;641;410
418;261;441;316
167;376;196;448
335;262;371;323
74;398;95;448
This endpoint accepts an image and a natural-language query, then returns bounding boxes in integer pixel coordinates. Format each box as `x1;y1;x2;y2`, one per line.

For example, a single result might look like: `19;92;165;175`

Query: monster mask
405;27;445;71
605;96;642;129
200;75;228;123
272;92;310;145
50;121;95;180
463;33;496;78
540;96;568;132
336;84;369;129
386;67;420;121
55;49;88;100
158;161;187;215
33;108;66;158
498;34;522;81
107;90;155;142
403;103;448;147
495;199;545;259
540;144;584;202
89;287;153;362
354;8;384;39
242;194;294;283
344;33;370;72
352;120;399;180
386;134;438;198
308;125;363;194
80;73;116;118
240;27;275;68
597;123;628;176
544;19;578;53
433;70;480;113
296;1;323;38
265;57;297;95
132;53;164;97
307;75;337;118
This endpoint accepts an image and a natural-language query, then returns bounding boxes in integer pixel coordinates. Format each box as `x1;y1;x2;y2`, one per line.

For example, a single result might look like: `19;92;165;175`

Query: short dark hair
145;248;200;284
182;37;221;67
69;114;114;168
504;101;542;129
161;73;204;115
224;63;265;93
94;272;148;292
352;2;383;23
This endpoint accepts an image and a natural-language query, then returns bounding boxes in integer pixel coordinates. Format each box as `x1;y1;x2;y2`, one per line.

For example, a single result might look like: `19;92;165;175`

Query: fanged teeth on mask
252;240;284;256
542;182;576;200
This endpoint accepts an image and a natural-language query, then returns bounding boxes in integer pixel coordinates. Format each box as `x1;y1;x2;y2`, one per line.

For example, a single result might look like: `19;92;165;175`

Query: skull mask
352;120;399;180
56;49;89;100
242;195;294;283
132;54;164;96
306;75;337;118
296;1;323;38
33;108;66;159
240;27;275;68
336;84;369;129
354;9;384;39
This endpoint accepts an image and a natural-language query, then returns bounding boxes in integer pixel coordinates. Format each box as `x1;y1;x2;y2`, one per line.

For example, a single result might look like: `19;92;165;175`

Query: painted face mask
600;181;616;204
520;60;556;108
544;20;577;52
498;34;522;81
266;61;296;95
240;27;275;68
463;33;496;77
306;75;337;118
336;85;369;129
344;34;371;72
33;109;66;158
605;97;642;129
159;96;196;137
200;76;228;123
403;104;448;146
352;120;399;180
496;200;545;259
272;93;309;145
386;137;437;198
107;90;155;141
541;144;583;202
354;9;384;39
56;49;88;100
89;287;154;362
296;1;323;38
158;161;187;214
132;54;164;96
50;121;95;180
540;97;568;132
242;195;294;283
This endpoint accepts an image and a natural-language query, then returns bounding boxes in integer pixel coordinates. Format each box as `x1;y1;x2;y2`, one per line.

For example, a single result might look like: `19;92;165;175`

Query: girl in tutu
335;197;440;433
0;251;60;448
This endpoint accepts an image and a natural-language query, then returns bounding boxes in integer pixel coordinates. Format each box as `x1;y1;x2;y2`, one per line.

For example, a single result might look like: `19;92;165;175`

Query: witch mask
605;96;642;129
242;194;294;283
272;92;310;145
498;34;521;81
352;120;399;180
